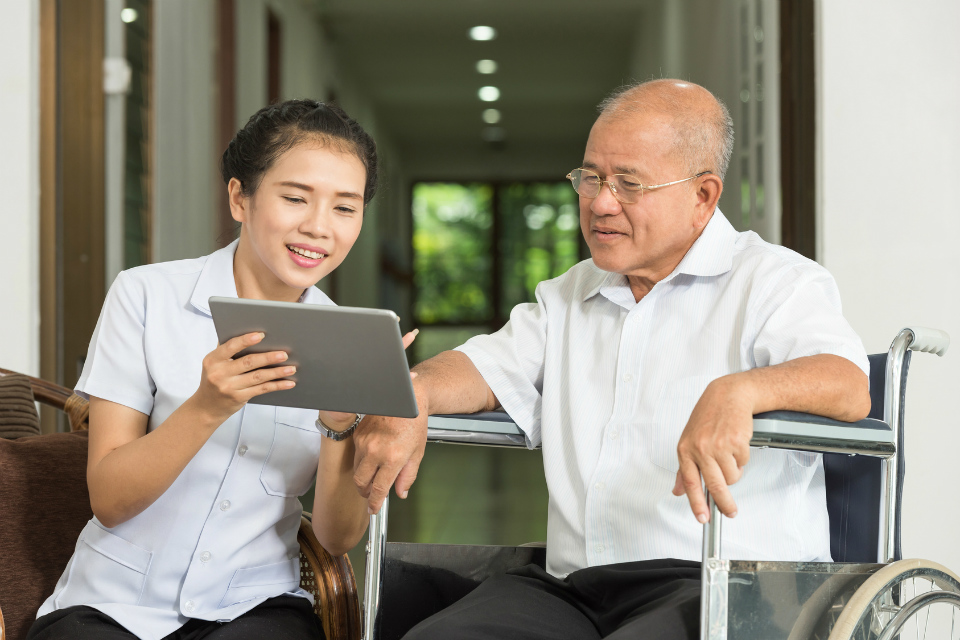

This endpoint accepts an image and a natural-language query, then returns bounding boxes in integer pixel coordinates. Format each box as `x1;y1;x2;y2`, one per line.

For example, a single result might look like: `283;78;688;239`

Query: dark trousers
402;559;701;640
26;595;324;640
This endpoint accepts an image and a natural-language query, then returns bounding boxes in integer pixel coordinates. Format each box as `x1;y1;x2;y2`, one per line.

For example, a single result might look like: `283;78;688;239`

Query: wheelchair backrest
823;351;909;563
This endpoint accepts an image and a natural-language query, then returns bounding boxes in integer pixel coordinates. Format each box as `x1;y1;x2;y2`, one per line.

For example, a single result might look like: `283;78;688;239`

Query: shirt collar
189;240;331;316
581;208;738;304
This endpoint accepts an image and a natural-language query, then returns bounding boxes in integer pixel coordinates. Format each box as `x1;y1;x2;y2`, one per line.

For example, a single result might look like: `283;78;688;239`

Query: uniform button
199;551;212;563
595;482;605;490
608;430;619;440
238;445;248;457
623;373;633;382
184;600;196;612
220;500;231;511
595;545;604;554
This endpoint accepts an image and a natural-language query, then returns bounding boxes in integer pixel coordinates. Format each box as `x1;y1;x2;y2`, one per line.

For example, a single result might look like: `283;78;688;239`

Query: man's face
579;112;704;282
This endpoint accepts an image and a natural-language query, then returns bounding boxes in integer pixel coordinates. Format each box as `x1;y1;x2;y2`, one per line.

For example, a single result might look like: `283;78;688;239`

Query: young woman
28;100;407;640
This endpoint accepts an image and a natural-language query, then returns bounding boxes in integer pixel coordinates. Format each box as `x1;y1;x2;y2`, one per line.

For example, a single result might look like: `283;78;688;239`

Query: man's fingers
394;457;422;499
366;465;402;514
678;458;708;523
699;459;739;518
353;454;379;499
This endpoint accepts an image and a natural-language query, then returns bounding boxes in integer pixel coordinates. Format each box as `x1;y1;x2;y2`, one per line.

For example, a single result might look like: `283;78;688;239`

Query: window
412;180;584;363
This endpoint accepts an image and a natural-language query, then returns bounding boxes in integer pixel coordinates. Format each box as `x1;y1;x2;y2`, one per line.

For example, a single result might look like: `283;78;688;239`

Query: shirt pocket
649;375;712;472
218;557;301;608
57;520;153;607
260;407;323;497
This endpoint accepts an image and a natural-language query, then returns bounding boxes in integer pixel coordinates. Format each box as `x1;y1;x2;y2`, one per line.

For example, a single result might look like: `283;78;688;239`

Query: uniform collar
189;240;331;316
582;208;738;303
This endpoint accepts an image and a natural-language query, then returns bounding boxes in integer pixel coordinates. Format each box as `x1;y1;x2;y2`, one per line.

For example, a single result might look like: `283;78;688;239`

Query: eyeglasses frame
565;167;712;204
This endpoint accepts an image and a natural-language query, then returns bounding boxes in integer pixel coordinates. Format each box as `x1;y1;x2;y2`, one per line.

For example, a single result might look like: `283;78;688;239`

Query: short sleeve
75;271;156;415
454;295;548;448
751;264;870;379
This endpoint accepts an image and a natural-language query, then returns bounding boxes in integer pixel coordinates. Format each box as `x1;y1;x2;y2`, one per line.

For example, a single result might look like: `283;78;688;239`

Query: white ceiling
317;0;651;179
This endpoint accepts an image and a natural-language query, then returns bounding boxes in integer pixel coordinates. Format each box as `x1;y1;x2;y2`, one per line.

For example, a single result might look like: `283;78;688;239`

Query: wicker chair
0;368;361;640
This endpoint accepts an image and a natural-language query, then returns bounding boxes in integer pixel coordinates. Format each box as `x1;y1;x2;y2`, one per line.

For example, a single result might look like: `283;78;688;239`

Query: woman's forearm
311;435;369;556
87;396;224;528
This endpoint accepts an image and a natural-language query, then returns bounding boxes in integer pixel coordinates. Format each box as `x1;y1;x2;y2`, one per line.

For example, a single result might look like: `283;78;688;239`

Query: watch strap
316;413;363;441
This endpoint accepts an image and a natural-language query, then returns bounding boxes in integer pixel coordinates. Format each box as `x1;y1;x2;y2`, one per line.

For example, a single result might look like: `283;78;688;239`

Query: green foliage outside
413;183;494;325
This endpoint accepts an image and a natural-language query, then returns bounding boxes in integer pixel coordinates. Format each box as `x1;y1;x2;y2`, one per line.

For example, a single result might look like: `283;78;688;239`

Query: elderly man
354;79;871;640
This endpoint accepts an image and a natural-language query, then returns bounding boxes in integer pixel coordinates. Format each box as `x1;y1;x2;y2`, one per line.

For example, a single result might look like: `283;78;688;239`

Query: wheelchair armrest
427;411;529;447
752;411;894;457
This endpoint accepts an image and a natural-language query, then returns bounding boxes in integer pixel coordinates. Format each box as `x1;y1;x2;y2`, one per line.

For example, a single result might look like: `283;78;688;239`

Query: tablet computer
209;297;418;418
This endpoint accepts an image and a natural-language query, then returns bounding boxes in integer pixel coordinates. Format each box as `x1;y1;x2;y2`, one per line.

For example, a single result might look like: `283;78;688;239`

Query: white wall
630;0;781;243
153;0;219;263
0;0;40;375
820;2;960;574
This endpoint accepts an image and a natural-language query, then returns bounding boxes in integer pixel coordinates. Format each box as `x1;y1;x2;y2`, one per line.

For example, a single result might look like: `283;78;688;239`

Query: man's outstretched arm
353;350;498;514
672;353;871;523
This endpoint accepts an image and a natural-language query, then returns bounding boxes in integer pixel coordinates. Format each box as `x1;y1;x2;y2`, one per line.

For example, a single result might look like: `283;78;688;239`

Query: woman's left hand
316;328;420;433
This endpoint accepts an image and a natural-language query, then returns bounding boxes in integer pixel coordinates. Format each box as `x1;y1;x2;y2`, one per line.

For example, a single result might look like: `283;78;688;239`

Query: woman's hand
193;331;296;423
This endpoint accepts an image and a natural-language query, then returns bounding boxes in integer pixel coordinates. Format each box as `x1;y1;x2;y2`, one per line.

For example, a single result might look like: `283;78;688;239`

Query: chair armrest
0;367;89;431
298;514;361;640
427;410;895;457
752;410;894;457
427;411;528;447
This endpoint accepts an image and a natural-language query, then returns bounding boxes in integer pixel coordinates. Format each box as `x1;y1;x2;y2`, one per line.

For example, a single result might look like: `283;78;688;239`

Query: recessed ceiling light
469;26;497;41
120;7;138;23
478;86;500;102
481;127;506;142
476;59;498;74
482;108;501;124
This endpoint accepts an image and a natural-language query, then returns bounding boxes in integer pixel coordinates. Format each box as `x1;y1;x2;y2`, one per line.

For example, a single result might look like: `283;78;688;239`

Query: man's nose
590;181;623;216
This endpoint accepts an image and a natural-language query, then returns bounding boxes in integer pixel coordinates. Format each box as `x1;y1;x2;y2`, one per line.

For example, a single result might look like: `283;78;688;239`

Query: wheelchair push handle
901;325;950;357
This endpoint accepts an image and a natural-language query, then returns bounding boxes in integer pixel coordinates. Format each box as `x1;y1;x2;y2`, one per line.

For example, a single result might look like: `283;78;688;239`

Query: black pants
402;559;700;640
26;595;324;640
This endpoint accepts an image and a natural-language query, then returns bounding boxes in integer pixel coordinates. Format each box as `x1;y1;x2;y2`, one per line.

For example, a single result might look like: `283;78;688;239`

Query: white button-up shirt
39;241;329;639
456;210;869;578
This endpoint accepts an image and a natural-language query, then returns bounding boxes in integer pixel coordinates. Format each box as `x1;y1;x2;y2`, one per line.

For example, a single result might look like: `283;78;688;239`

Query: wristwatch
316;413;364;441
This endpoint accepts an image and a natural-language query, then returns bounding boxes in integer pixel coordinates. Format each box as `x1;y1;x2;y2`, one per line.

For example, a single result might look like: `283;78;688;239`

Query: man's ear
694;173;723;228
227;178;248;224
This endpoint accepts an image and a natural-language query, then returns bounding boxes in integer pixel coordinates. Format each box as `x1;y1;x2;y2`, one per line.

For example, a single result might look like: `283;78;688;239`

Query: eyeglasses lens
569;169;641;203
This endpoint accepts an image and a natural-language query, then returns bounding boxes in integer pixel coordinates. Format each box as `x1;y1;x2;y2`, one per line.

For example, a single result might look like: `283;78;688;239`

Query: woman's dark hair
220;99;378;203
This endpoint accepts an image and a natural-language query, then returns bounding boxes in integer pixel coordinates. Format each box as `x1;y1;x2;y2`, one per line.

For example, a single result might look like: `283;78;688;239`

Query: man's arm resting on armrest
673;353;871;523
353;350;498;514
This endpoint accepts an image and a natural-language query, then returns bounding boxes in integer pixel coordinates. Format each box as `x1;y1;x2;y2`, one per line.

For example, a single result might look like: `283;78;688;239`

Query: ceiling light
120;8;138;23
478;86;500;102
481;127;506;142
469;26;497;41
476;59;498;74
482;108;501;124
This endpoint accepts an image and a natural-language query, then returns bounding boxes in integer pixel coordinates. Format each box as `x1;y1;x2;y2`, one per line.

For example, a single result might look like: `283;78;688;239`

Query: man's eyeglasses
565;168;711;204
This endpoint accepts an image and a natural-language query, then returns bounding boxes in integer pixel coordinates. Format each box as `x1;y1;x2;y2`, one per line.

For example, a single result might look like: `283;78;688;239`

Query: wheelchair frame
361;326;952;640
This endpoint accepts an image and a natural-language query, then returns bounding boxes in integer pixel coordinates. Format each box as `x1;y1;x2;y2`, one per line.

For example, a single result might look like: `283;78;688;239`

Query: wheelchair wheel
826;559;960;640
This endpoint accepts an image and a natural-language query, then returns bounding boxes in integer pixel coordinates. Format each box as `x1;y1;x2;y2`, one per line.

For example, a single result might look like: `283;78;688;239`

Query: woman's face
230;142;366;301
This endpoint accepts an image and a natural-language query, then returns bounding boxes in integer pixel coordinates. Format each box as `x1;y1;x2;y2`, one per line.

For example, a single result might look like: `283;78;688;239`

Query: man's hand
353;384;429;514
353;327;425;515
670;354;871;524
672;376;754;523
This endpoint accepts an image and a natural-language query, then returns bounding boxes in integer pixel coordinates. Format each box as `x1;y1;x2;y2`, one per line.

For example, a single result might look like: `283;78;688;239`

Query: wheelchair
361;326;959;640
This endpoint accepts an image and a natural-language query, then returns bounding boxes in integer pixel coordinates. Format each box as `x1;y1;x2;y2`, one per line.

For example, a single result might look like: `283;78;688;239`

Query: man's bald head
597;79;734;180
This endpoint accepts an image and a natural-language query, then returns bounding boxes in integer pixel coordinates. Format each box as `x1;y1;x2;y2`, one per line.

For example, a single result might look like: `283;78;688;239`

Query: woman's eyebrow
277;180;314;191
